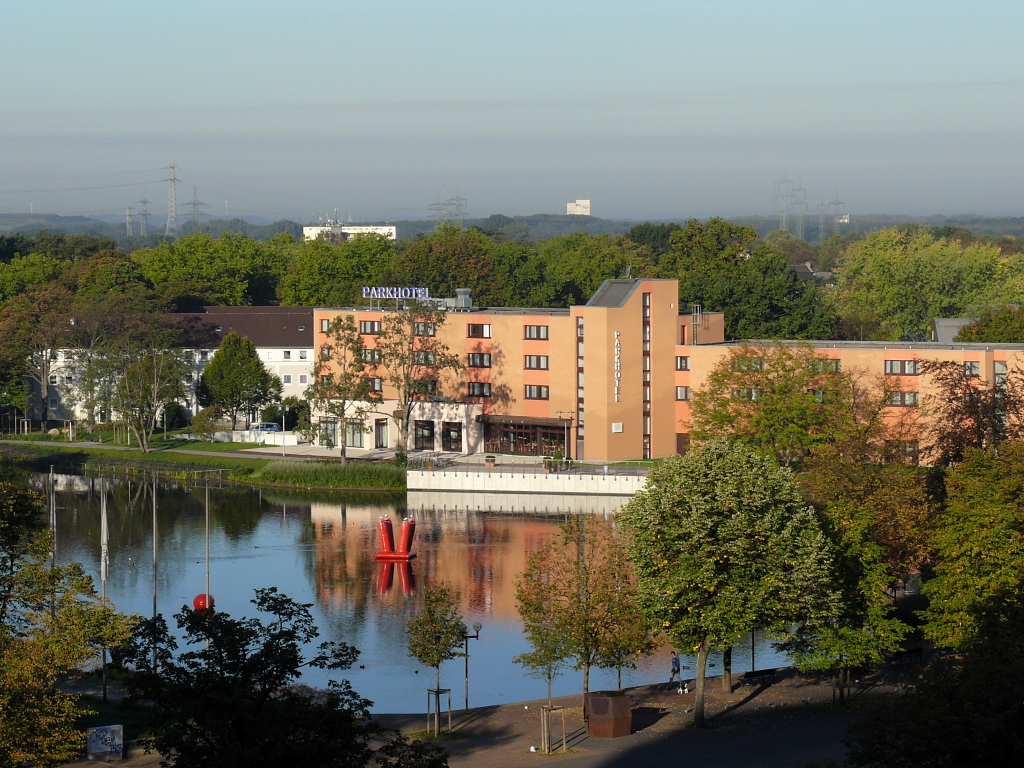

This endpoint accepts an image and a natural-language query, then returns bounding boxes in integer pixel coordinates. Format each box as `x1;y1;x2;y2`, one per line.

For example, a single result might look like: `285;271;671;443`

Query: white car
253;423;282;432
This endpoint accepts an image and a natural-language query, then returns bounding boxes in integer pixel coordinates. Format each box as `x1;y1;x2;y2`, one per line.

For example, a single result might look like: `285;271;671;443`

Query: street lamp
556;411;575;462
460;621;482;711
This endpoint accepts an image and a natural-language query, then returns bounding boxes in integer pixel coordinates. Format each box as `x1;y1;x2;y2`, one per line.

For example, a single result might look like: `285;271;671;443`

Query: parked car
253;423;281;432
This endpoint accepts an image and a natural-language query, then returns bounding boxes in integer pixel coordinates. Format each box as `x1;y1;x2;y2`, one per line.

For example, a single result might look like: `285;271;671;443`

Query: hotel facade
314;278;1024;462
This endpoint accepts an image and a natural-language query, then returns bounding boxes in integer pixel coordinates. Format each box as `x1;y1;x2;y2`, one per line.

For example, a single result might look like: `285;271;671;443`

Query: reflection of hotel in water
309;503;560;618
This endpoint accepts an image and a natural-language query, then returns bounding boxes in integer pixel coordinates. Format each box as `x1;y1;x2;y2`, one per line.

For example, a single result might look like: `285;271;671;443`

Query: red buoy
193;593;215;611
374;517;416;561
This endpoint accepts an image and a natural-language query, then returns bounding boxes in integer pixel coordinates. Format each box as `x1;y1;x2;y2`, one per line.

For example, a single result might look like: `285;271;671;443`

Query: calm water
17;469;787;713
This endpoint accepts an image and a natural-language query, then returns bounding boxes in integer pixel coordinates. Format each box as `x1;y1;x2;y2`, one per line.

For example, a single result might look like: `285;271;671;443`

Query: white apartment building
566;199;591;216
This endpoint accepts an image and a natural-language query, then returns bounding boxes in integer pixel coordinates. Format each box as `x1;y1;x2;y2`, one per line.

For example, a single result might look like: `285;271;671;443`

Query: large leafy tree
198;333;282;429
515;519;650;697
955;305;1024;343
657;218;835;339
1;484;133;768
689;343;898;466
278;235;392;307
306;315;380;464
831;228;1010;341
120;587;446;768
619;441;838;727
923;443;1024;651
375;304;462;461
112;348;189;452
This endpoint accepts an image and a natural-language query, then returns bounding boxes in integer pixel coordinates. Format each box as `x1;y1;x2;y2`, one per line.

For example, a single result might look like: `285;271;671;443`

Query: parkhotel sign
362;286;431;300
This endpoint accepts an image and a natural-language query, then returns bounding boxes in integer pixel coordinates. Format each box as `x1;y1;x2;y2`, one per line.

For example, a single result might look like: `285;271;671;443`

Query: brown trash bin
584;690;632;738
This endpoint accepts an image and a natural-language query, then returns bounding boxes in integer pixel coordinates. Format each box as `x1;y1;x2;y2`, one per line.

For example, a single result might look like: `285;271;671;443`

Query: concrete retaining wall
408;469;646;496
407;490;630;515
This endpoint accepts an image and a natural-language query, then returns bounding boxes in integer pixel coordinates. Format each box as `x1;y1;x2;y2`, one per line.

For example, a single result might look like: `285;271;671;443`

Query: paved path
63;670;873;767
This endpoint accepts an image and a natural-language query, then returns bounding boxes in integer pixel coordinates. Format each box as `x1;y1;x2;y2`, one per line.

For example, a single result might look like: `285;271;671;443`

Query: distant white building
566;199;591;216
302;224;397;242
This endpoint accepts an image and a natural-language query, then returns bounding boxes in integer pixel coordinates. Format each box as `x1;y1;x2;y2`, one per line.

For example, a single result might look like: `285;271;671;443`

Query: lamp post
460;621;482;711
556;411;575;462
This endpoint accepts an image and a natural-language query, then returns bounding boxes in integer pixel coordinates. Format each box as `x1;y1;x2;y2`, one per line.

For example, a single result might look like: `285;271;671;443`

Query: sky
2;1;1023;222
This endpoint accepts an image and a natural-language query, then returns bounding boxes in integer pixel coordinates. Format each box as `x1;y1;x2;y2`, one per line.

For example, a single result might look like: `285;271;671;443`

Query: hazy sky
2;1;1023;222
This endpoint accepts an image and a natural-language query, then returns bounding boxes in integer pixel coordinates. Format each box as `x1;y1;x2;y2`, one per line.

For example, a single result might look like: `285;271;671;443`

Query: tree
922;443;1024;651
831;228;1010;341
198;333;282;429
955;305;1024;343
278;236;392;307
844;579;1024;767
305;315;380;464
190;406;222;442
0;284;75;425
919;359;1024;466
689;343;891;466
375;304;462;461
619;441;838;727
119;587;446;768
110;347;189;452
515;519;649;698
406;584;465;724
1;484;133;768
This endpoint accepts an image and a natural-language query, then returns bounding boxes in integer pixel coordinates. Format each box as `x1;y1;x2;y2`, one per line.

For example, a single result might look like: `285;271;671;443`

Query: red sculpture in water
374;517;417;561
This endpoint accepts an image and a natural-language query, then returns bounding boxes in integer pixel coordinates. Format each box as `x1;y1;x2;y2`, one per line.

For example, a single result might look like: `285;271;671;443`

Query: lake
15;468;787;713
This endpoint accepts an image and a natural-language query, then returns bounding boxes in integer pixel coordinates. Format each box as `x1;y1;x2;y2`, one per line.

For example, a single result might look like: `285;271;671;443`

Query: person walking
669;650;681;685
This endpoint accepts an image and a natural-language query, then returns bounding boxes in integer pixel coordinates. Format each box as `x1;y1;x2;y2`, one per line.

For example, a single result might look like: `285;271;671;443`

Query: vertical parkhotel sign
613;331;621;403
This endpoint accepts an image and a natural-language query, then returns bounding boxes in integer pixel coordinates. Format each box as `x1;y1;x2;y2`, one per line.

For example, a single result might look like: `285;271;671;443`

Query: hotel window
345;419;364;448
644;386;651;402
65;375;74;385
49;397;58;410
576;317;584;337
283;374;292;385
361;349;382;364
995;360;1008;388
360;320;381;335
643;357;651;371
809;358;841;374
366;377;384;392
675;356;690;371
676;386;690;401
524;355;549;370
467;324;491;338
885;360;920;375
467;382;492;397
200;350;209;361
321;347;331;360
413;351;436;365
320;319;330;333
886;391;919;407
414;322;436;337
732;356;763;372
524;325;549;340
417;379;438;395
468;353;492;368
48;374;57;385
283;351;291;360
299;350;307;359
525;385;550;400
964;361;981;377
299;374;308;385
642;292;651;318
732;388;761;401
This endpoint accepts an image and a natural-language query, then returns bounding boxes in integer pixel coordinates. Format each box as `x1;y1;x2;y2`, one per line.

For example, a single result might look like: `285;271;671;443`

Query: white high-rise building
566;199;591;216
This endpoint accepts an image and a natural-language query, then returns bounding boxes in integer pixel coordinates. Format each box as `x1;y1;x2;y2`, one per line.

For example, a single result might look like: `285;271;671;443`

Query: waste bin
584;690;632;738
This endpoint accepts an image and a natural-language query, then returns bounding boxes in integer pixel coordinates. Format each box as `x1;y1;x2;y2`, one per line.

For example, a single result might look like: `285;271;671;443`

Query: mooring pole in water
100;490;109;703
152;475;159;670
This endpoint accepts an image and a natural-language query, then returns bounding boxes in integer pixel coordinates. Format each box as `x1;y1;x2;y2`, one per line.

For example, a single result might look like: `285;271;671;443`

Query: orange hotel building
313;278;1024;462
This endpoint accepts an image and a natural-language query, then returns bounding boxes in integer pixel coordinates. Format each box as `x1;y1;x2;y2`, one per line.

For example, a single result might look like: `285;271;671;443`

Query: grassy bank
0;443;406;491
251;460;406;490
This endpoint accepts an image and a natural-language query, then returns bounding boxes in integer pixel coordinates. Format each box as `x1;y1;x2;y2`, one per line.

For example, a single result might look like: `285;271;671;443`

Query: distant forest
6;210;1024;247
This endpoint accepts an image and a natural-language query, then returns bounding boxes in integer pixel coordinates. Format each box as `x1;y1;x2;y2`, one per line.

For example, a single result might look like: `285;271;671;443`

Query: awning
476;414;571;427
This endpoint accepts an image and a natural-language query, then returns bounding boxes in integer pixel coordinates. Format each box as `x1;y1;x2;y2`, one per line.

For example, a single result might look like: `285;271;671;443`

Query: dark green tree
198;333;282;429
120;587;446;768
620;441;838;727
956;305;1024;343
